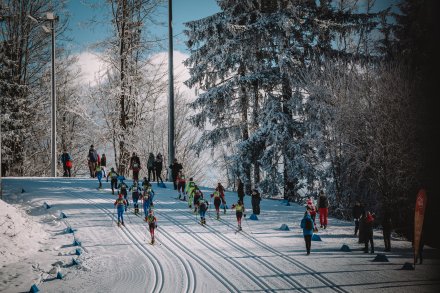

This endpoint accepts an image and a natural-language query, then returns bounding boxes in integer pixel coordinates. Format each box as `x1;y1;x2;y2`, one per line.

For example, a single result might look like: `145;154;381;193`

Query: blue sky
65;0;221;53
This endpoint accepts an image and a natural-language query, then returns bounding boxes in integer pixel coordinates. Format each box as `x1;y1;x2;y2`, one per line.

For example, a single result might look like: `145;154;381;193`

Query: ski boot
99;182;102;189
216;213;220;220
121;221;125;226
117;221;121;227
178;193;181;199
203;218;206;225
224;208;226;214
151;236;155;244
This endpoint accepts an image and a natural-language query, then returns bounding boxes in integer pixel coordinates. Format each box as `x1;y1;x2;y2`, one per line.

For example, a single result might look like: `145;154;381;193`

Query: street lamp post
28;12;58;177
168;0;175;182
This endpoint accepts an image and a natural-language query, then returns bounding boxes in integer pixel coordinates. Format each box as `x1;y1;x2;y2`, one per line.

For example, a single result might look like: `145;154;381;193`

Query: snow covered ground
0;177;439;293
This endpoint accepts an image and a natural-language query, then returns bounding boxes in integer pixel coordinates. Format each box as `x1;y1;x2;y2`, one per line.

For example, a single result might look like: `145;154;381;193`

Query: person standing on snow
96;163;103;189
142;186;155;220
169;158;183;190
176;171;186;200
318;190;329;229
211;189;222;220
216;182;227;214
100;154;107;177
106;168;119;195
198;197;209;225
381;208;392;252
87;145;99;178
359;210;375;253
154;153;164;184
114;193;127;227
129;181;142;214
186;178;196;208
251;189;261;215
117;179;129;211
147;153;156;182
59;150;73;177
146;209;157;244
193;186;203;214
231;199;245;231
306;195;317;230
300;210;314;255
129;152;141;181
352;201;364;236
237;179;245;203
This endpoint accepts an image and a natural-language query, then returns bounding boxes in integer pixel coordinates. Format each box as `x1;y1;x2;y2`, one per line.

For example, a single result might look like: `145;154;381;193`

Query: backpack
305;217;313;230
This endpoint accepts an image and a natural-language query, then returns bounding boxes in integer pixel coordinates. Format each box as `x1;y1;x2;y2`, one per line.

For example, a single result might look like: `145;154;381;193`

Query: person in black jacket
101;153;107;177
381;208;392;252
169;158;183;190
251;189;261;215
147;153;156;182
129;152;141;181
318;190;329;229
237;179;245;202
352;201;365;236
60;150;72;177
154;153;164;183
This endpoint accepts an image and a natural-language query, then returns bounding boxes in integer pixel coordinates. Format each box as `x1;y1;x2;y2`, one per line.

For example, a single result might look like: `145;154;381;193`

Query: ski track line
217;215;348;293
73;193;165;293
93;192;197;293
158;210;277;293
181;209;309;293
125;198;239;293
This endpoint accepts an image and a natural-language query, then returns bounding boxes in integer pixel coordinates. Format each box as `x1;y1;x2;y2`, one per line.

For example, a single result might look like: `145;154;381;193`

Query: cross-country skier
176;171;186;200
114;193;127;227
129;181;142;214
231;199;245;231
106;168;119;195
300;210;314;255
186;178;196;208
198;197;209;225
118;179;129;211
211;190;222;219
216;182;227;214
193;186;203;214
96;163;103;189
142;186;155;220
146;209;157;244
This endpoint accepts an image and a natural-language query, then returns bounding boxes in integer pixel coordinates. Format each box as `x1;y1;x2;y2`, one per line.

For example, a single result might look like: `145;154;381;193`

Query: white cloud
75;51;106;87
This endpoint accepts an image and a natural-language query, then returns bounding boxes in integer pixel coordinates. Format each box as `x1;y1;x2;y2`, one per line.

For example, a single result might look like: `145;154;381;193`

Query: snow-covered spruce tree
185;0;385;199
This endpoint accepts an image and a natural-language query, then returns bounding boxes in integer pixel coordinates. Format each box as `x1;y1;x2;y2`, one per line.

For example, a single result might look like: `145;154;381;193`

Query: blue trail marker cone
56;271;64;279
30;284;40;292
312;234;322;241
340;244;351;252
279;224;290;231
249;214;258;220
43;202;51;209
401;262;415;270
373;253;389;262
65;227;75;233
21;188;25;193
73;239;81;246
75;248;82;255
60;212;67;218
72;258;81;265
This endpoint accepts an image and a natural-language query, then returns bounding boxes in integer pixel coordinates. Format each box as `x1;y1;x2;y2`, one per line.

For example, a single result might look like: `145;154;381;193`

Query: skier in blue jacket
300;210;314;255
129;181;142;214
114;194;127;227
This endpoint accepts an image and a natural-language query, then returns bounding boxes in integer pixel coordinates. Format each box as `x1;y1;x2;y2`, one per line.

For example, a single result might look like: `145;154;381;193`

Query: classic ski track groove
215;216;349;293
158;210;276;292
181;208;309;292
92;192;197;293
74;193;165;293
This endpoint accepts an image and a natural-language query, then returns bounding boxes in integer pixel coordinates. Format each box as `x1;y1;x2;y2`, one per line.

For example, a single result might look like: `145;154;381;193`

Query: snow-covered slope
0;177;439;292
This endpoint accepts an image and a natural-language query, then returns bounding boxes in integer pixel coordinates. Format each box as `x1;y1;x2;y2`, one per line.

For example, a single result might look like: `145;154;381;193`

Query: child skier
118;179;129;211
186;178;196;208
211;190;222;219
216;182;227;214
146;209;157;244
198;197;209;225
106;168;119;194
96;163;103;189
300;210;314;255
142;186;155;221
193;186;203;214
231;199;245;231
129;181;142;214
176;171;186;200
114;193;127;227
